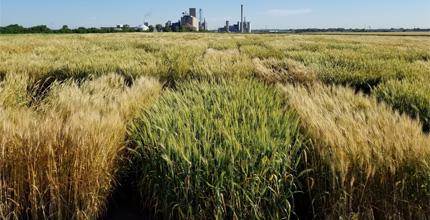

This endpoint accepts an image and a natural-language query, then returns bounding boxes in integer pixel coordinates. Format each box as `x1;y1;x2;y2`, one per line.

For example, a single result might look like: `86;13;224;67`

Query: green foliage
122;24;131;32
155;24;163;32
128;79;307;219
282;36;430;130
0;24;138;34
240;44;285;59
312;58;427;91
28;25;52;33
209;40;237;50
192;48;255;82
0;74;32;108
1;24;26;33
76;26;87;33
154;44;207;85
373;79;430;132
0;24;52;34
148;25;154;32
60;25;72;33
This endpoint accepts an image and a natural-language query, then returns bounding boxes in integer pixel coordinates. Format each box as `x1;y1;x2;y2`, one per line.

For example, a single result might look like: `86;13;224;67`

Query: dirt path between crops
103;178;154;220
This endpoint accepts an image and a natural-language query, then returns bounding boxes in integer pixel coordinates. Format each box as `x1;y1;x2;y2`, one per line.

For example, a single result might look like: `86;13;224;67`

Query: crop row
0;33;429;219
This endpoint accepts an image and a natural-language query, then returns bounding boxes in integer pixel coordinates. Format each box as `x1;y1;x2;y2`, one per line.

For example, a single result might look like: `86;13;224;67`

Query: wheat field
0;33;429;219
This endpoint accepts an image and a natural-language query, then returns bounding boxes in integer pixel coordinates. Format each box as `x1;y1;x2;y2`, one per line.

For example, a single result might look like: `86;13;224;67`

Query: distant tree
60;25;72;33
29;25;51;33
155;24;162;32
4;24;25;33
181;25;187;32
174;26;180;32
148;25;154;32
122;24;130;32
99;28;109;33
88;27;98;33
165;25;171;32
76;27;87;33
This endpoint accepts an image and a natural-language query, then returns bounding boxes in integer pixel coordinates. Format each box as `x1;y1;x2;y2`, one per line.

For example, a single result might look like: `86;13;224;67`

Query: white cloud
266;9;312;17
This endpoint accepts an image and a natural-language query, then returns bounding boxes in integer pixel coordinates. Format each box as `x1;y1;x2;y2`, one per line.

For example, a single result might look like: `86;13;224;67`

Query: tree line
0;24;145;34
0;24;207;34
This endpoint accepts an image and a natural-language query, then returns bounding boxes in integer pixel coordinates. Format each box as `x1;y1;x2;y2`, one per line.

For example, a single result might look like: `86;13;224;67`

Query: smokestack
226;21;230;32
241;4;244;33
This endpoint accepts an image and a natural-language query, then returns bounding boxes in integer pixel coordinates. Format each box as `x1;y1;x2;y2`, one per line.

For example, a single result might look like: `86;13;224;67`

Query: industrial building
198;8;208;31
181;8;200;31
101;7;210;32
219;20;251;33
200;19;208;31
166;8;208;32
218;4;251;33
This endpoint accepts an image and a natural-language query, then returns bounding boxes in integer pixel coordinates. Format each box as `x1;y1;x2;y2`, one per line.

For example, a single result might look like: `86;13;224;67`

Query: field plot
0;33;429;219
305;32;430;37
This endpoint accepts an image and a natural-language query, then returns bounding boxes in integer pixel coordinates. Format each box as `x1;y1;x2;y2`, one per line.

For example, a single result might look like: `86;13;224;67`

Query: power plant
181;8;200;31
218;4;251;33
166;8;208;31
241;4;244;33
101;4;252;33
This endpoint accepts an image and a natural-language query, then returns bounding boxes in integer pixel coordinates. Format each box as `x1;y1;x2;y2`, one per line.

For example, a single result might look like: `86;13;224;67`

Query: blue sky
1;0;429;29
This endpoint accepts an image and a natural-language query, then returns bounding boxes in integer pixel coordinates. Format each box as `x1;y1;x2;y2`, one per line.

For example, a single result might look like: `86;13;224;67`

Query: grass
128;79;308;219
280;82;430;219
192;48;254;81
0;33;429;219
276;34;430;131
306;32;430;36
0;73;161;219
373;78;430;131
253;58;316;85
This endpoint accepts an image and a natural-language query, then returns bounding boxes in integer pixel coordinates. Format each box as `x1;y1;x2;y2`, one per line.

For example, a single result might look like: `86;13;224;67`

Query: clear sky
1;0;429;30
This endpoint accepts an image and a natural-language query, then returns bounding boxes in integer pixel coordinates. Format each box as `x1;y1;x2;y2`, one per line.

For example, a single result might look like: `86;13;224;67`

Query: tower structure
241;4;244;33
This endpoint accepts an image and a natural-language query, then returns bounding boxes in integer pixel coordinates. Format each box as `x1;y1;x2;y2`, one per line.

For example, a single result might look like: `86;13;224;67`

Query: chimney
241;4;244;33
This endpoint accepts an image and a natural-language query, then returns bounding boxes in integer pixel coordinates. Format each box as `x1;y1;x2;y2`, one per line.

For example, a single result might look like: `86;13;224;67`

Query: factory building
244;20;251;33
198;8;208;31
180;8;200;31
218;4;251;33
200;19;208;31
165;8;209;32
219;20;251;33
